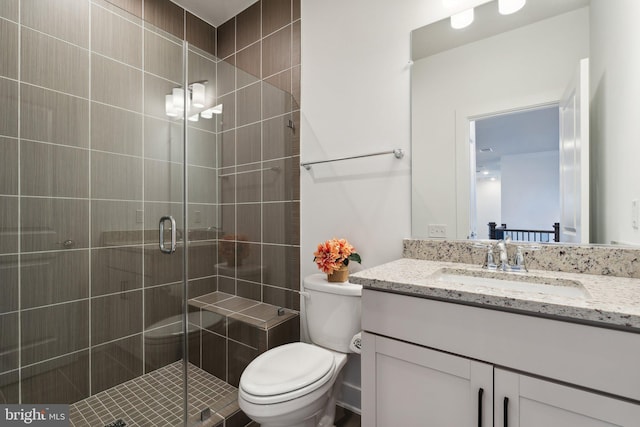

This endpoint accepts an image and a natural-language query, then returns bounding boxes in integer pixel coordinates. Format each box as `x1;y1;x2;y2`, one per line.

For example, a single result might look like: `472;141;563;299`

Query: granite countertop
349;258;640;332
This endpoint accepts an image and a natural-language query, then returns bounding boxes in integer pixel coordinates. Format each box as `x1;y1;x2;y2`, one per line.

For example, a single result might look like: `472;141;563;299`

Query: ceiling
475;105;560;175
170;0;258;27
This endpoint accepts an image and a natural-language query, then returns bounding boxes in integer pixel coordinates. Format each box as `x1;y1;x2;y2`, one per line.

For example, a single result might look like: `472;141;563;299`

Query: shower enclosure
0;0;301;425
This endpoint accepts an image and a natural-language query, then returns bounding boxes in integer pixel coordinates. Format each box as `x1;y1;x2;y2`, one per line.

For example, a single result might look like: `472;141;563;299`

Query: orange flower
313;238;361;274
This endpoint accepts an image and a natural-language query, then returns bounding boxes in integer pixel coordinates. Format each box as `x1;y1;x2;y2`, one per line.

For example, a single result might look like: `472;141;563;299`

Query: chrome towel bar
300;148;404;170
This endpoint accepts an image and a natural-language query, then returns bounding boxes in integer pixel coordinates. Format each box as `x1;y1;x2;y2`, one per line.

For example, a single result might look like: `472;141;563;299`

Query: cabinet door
362;332;492;427
495;369;640;427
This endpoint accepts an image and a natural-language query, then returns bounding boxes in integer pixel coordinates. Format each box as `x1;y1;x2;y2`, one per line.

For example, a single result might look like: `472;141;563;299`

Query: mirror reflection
411;0;640;246
471;106;560;241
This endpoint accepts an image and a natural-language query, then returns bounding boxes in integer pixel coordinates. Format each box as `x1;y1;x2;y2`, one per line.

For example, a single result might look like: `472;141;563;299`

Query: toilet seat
239;342;336;405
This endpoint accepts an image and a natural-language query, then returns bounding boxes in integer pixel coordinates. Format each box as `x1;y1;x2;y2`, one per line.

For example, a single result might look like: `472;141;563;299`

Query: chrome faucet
495;237;511;271
477;238;533;272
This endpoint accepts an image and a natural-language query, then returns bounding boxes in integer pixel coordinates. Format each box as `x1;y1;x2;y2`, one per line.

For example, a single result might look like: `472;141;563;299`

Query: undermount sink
431;268;590;299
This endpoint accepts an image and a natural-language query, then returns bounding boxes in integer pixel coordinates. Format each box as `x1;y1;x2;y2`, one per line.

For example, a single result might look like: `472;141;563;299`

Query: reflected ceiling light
188;114;199;122
451;8;474;29
211;104;223;115
191;83;205;108
499;0;526;15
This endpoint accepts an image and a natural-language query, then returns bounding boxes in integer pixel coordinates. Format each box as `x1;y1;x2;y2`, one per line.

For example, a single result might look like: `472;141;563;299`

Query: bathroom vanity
350;245;640;426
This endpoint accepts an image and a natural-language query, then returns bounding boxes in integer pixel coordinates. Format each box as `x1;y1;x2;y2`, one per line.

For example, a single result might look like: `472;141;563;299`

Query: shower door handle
159;216;177;254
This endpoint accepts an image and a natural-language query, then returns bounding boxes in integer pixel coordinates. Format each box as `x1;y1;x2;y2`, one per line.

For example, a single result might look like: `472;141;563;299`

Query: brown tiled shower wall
0;0;301;406
215;0;302;312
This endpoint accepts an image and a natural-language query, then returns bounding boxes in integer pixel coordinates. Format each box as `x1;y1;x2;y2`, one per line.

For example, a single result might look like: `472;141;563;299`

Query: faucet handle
473;242;498;269
514;245;542;272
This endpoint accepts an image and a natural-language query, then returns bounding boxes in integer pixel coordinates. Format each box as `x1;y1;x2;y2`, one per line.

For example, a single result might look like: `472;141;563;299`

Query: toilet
238;274;362;427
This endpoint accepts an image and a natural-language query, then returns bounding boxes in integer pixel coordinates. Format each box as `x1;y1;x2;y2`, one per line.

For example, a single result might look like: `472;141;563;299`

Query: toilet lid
241;342;335;397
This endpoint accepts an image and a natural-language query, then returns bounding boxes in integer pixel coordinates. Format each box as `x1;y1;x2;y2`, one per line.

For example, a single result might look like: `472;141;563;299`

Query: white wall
590;0;640;245
301;0;491;412
501;151;560;232
300;0;494;279
412;7;589;239
476;178;501;239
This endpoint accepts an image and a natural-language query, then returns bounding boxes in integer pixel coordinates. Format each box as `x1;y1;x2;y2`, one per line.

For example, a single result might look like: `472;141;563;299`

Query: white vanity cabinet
361;289;640;427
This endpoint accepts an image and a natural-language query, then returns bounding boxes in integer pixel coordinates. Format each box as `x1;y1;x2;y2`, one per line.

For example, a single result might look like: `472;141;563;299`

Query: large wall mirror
411;0;640;246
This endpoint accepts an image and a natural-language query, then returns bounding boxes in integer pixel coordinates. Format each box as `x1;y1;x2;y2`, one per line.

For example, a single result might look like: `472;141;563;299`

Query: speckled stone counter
403;239;640;278
350;257;640;332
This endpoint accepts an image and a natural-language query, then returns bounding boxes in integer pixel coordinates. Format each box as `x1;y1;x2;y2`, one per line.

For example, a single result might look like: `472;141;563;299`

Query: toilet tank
303;274;362;353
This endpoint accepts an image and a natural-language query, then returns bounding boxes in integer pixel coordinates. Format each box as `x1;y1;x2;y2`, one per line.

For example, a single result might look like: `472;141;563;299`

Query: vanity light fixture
450;7;474;29
498;0;526;15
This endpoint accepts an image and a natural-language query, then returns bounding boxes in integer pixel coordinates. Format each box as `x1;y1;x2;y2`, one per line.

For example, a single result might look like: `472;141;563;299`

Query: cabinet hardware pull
478;388;484;427
503;396;509;427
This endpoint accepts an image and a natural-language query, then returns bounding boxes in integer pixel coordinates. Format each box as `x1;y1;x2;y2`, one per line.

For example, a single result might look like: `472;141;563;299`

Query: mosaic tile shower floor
69;362;238;427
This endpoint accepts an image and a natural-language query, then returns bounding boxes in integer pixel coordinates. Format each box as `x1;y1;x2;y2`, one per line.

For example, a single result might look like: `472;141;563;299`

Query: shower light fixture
165;81;219;121
498;0;526;15
191;83;205;108
450;8;474;29
172;88;184;111
199;104;223;119
165;94;178;117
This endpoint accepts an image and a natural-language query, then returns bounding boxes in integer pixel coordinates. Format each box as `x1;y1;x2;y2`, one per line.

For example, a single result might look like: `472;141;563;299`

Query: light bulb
191;83;205;108
165;94;178;117
172;88;184;111
499;0;526;15
451;8;474;29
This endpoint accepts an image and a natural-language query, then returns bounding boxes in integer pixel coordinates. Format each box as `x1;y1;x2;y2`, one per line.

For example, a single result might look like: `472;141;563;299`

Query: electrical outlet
428;224;447;238
194;210;202;224
136;210;143;224
632;200;639;229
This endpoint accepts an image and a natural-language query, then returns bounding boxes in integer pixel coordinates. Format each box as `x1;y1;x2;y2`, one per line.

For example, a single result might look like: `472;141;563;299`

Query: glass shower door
0;1;193;425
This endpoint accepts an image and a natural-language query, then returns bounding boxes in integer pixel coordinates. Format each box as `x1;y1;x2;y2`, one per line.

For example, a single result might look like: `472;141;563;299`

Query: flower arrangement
219;234;250;266
313;238;362;274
